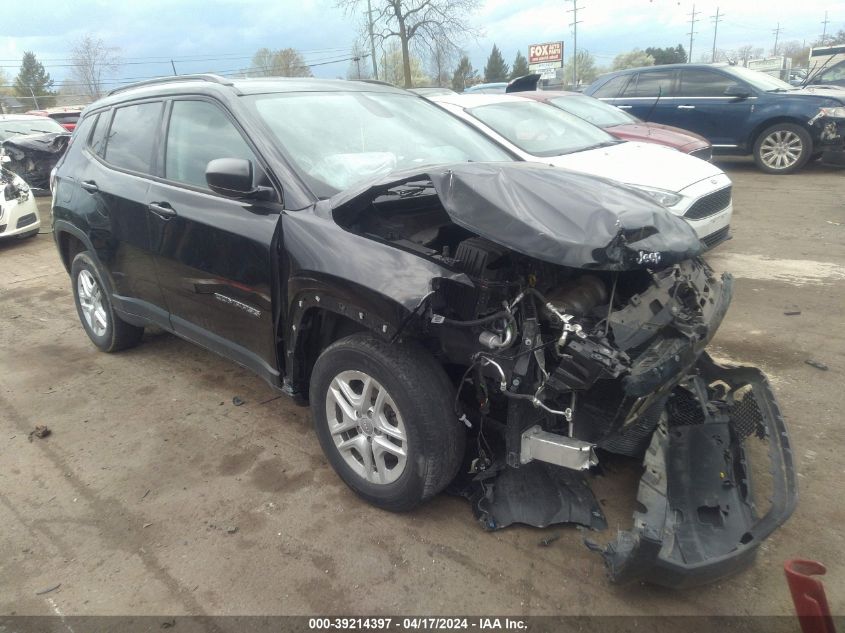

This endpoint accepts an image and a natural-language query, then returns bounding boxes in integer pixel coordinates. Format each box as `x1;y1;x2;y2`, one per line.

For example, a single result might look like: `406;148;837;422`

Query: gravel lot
1;158;843;617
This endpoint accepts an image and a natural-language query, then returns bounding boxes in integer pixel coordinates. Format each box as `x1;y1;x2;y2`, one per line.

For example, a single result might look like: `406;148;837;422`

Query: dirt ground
1;158;843;617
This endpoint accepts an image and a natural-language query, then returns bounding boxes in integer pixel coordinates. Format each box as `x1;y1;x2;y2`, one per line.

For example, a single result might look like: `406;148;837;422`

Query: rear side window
70;114;97;148
592;74;630;98
104;102;162;174
678;70;738;97
165;100;256;189
624;70;677;97
89;111;110;157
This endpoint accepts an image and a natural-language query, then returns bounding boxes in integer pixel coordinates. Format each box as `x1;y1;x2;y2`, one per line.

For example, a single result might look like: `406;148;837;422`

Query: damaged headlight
3;183;16;201
630;185;683;208
819;106;845;118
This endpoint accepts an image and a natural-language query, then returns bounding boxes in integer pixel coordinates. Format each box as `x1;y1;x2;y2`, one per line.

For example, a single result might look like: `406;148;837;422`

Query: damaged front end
1;132;71;192
329;163;796;587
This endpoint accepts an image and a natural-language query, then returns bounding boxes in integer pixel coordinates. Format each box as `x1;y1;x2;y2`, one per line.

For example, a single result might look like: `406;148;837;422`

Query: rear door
147;97;282;384
608;68;679;123
673;69;755;147
73;100;169;325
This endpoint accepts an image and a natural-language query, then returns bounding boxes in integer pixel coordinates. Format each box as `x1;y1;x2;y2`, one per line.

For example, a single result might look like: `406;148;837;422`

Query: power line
711;7;724;62
0;47;350;64
687;3;701;63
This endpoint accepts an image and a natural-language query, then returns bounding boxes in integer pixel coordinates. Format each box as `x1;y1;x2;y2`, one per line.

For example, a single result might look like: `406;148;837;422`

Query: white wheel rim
760;130;803;170
77;269;108;337
325;370;408;485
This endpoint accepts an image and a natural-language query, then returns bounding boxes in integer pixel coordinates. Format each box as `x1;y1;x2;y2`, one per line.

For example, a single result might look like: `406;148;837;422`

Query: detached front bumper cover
600;353;797;588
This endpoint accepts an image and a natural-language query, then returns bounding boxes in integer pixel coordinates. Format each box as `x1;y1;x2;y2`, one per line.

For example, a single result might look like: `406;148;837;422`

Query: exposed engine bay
328;164;795;587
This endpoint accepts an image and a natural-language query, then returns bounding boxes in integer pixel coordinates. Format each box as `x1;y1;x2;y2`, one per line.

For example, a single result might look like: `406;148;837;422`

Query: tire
71;251;144;352
310;333;465;512
753;123;812;174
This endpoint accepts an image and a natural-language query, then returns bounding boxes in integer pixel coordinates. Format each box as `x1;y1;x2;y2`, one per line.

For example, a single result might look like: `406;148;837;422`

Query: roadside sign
528;42;563;65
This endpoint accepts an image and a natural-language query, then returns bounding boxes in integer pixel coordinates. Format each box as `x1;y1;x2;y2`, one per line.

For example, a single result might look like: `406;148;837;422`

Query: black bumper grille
685;186;731;220
689;146;713;162
701;225;731;249
16;213;37;229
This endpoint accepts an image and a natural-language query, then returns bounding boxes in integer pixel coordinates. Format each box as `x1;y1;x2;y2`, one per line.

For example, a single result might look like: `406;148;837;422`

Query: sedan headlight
630;185;683;208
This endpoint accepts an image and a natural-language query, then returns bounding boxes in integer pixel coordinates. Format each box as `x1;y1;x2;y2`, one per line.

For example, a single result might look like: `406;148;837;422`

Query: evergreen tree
509;51;530;79
483;44;509;83
644;44;687;65
451;55;477;92
14;52;55;108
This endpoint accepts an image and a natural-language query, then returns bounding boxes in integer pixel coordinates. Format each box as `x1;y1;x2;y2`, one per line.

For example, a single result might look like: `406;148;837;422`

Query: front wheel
309;333;465;512
71;251;144;352
753;123;812;174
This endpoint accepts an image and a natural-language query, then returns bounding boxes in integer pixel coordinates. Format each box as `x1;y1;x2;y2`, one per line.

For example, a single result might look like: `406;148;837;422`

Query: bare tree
337;0;479;88
70;35;121;99
425;33;457;87
248;48;312;77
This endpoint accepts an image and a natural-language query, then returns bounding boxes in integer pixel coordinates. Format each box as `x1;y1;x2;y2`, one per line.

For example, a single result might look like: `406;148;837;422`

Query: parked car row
584;63;845;173
48;74;795;589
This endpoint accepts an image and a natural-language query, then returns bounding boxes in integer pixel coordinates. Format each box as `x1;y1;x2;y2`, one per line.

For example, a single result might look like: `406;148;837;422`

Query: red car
25;108;82;132
514;90;712;161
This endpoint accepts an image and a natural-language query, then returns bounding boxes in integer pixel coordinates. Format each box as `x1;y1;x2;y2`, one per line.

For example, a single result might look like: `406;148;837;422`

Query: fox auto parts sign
528;42;563;79
528;42;563;65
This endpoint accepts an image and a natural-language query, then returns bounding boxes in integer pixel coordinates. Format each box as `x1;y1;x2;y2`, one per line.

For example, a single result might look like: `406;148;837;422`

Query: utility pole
687;4;701;63
366;0;379;79
821;11;829;45
772;22;782;56
566;0;583;88
170;59;177;76
711;7;724;63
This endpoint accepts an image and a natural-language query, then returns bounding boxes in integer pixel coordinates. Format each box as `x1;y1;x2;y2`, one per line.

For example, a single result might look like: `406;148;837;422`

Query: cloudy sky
1;0;843;94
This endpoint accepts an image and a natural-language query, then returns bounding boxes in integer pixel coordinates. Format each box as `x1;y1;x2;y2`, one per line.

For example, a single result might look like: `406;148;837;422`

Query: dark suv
52;75;795;587
586;63;845;173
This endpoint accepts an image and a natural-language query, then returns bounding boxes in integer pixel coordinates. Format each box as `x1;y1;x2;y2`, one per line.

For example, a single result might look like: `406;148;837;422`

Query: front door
147;98;283;384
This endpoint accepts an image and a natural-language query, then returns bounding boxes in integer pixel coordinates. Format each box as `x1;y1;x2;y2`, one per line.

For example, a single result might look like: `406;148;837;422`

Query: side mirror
205;158;273;200
724;84;751;99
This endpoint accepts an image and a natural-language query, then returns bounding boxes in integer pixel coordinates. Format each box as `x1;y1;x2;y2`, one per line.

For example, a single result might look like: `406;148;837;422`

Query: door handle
617;105;632;109
148;202;177;219
677;105;696;110
80;180;99;193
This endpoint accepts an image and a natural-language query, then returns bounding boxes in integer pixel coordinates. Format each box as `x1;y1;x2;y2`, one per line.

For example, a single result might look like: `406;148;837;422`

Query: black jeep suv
52;75;795;587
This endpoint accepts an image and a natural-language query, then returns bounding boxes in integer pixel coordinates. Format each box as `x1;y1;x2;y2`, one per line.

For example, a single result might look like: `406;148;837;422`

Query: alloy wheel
325;369;408;485
77;269;109;337
759;130;803;170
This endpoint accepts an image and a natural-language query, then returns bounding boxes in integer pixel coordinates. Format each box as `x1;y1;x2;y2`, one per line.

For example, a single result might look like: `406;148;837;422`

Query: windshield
722;66;794;91
0;117;67;141
468;100;617;157
549;95;636;127
245;91;512;197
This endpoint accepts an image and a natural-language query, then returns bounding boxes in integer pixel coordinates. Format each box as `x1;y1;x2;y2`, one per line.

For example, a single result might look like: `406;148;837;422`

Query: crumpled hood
329;162;703;271
548;141;724;193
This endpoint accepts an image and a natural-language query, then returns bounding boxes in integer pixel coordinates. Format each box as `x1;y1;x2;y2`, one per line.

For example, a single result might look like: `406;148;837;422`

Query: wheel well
748;117;814;152
57;231;86;273
291;308;369;399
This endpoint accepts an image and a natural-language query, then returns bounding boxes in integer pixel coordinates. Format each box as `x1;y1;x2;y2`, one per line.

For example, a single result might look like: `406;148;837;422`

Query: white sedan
1;167;40;240
431;93;732;247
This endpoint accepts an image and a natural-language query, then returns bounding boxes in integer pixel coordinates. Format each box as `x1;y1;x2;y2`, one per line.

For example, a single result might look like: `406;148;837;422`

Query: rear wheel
310;333;465;512
753;123;812;174
71;251;144;352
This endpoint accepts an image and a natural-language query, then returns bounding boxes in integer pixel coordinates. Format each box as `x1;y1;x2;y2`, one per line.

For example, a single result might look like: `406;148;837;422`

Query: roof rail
107;74;236;97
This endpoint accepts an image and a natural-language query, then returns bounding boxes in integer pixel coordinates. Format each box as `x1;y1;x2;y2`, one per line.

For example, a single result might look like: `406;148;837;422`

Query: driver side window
165;100;256;189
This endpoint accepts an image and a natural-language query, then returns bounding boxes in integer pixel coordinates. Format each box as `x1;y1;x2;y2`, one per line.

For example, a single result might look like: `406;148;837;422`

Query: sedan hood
606;122;709;151
547;141;723;192
329;162;703;271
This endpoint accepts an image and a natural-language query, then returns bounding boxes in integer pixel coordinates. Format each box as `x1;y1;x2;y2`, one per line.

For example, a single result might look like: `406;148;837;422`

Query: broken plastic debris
805;359;829;371
232;396;245;406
